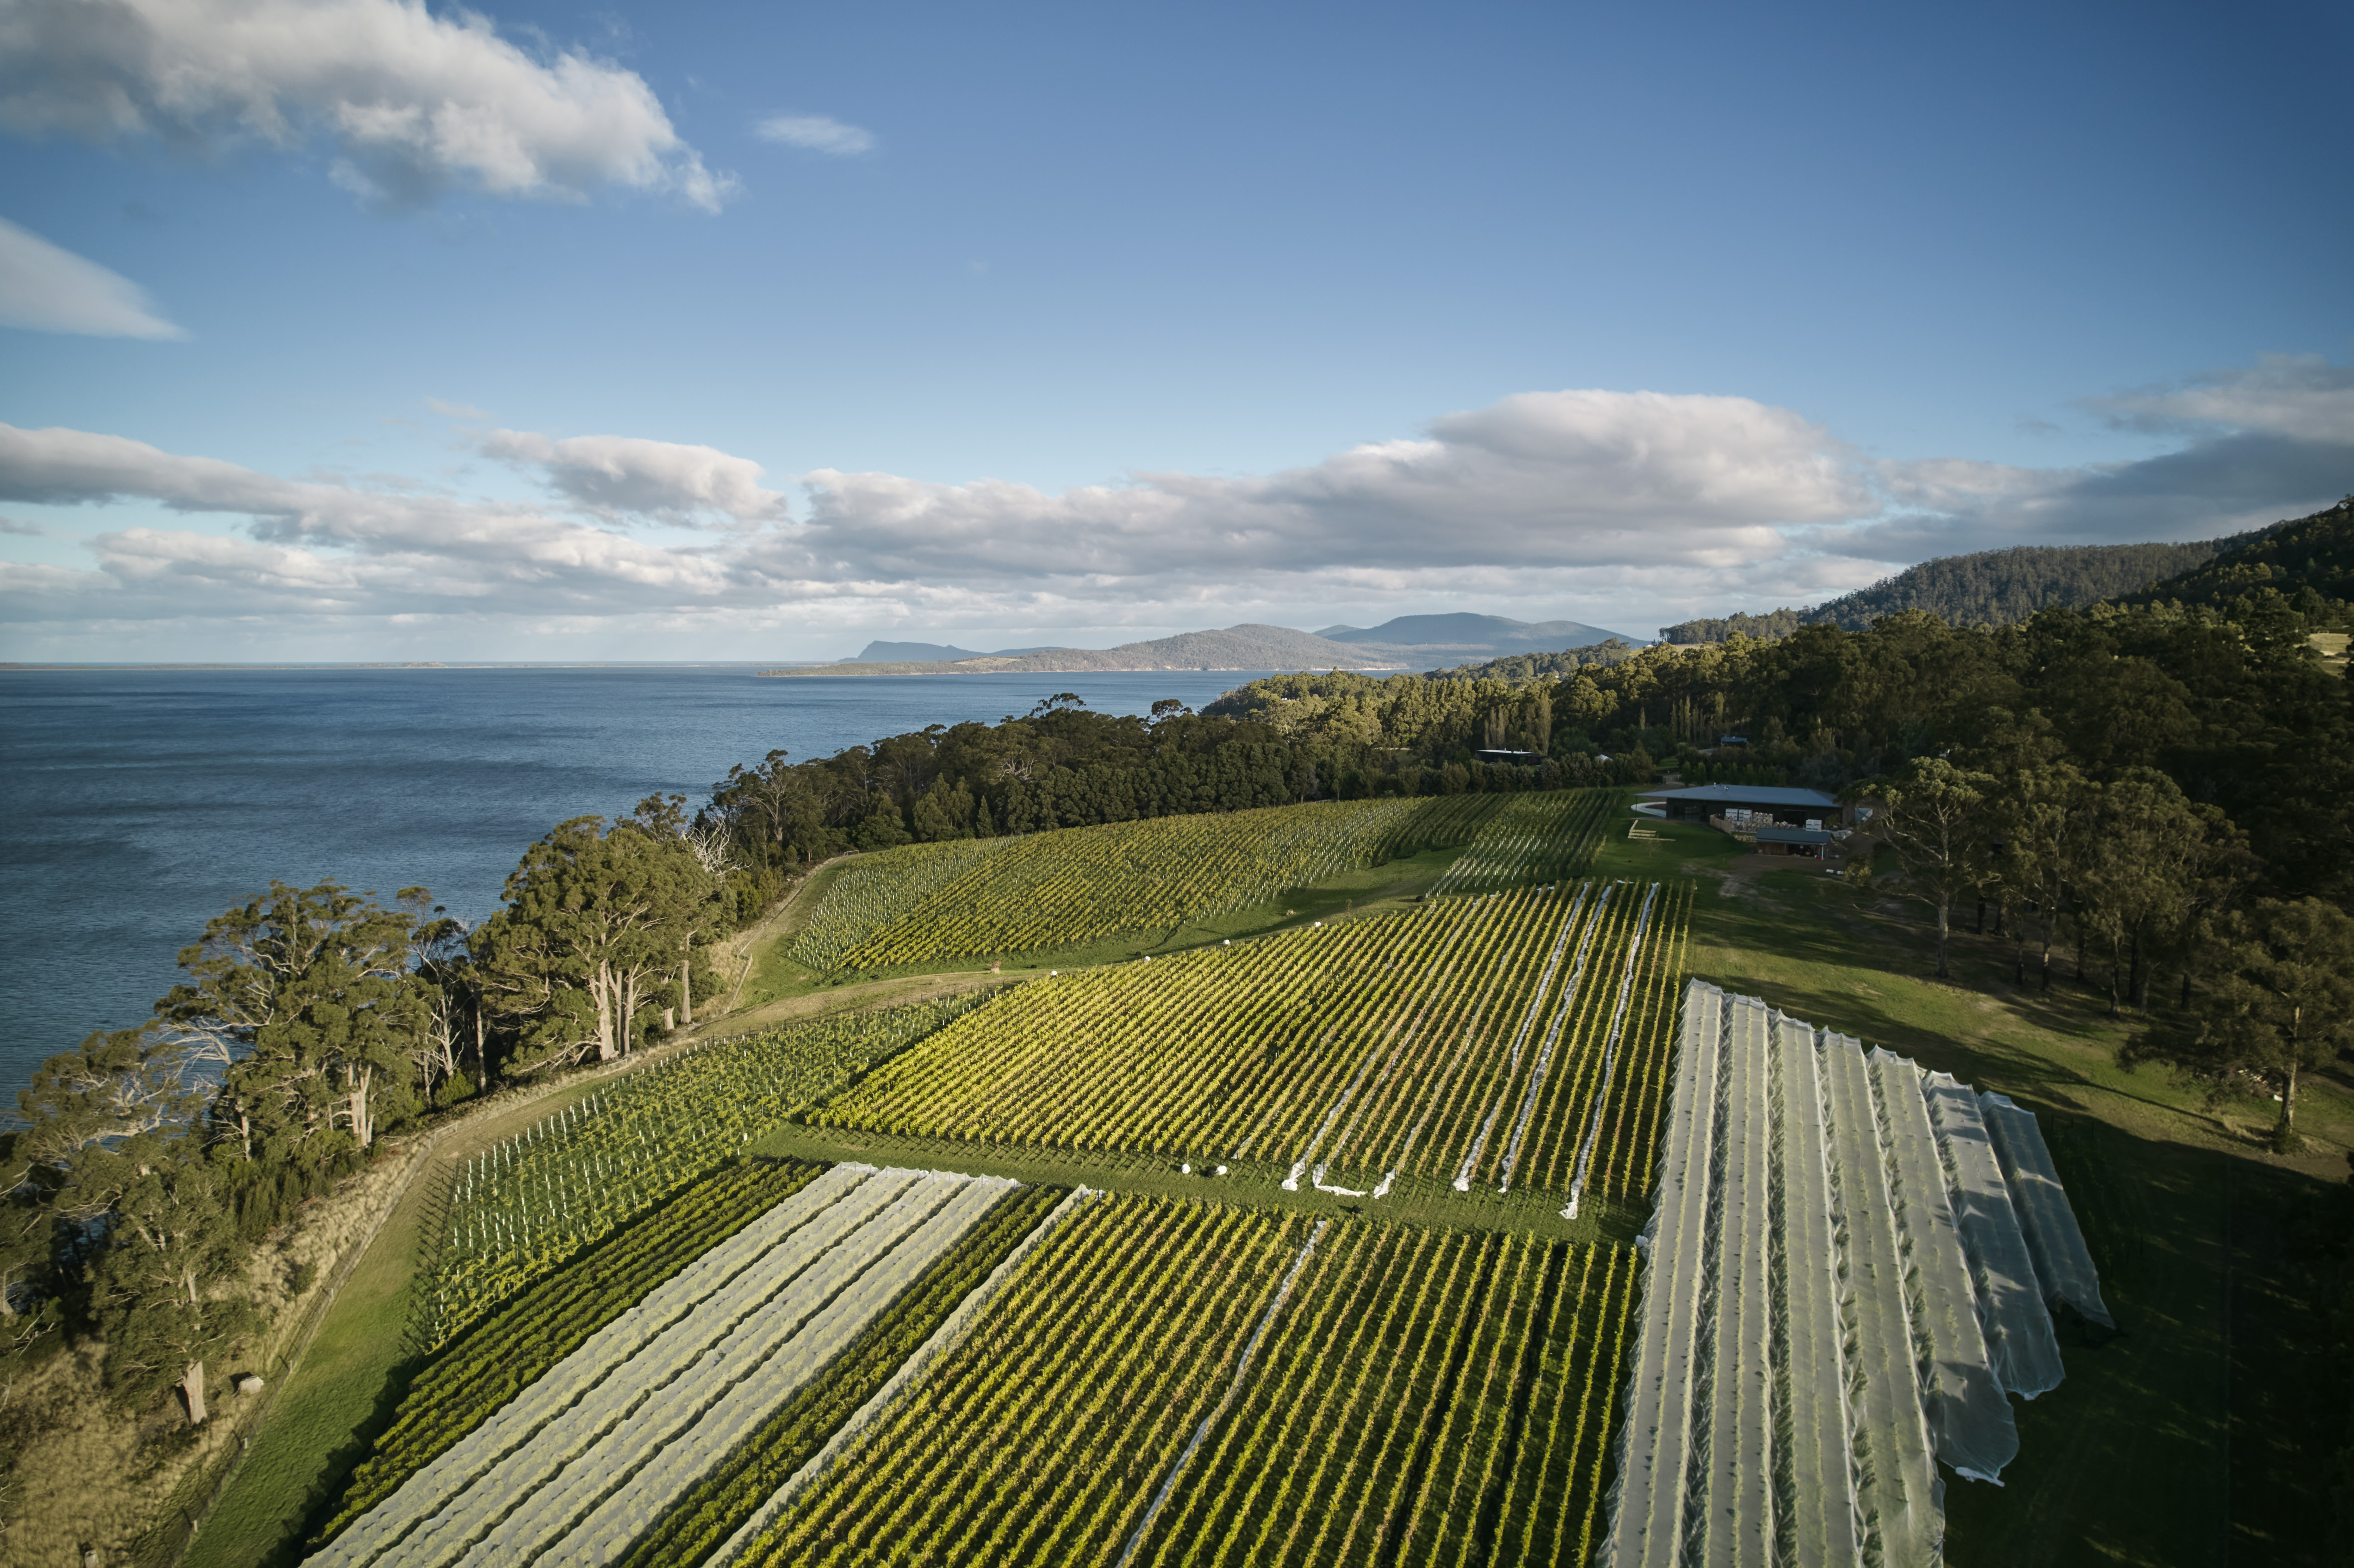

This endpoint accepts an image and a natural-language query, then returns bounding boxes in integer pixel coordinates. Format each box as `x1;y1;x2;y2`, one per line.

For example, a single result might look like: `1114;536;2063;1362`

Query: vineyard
787;792;1610;973
311;1165;1023;1568
813;877;1690;1205
735;1192;1639;1568
1602;981;2111;1565
419;999;979;1347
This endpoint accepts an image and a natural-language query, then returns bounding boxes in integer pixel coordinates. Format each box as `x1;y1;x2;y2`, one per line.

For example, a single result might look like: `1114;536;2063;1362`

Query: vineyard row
731;1192;1639;1568
815;878;1691;1204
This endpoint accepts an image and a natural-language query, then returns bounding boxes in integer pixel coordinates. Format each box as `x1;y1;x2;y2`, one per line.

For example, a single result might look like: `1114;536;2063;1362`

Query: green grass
744;1121;1645;1246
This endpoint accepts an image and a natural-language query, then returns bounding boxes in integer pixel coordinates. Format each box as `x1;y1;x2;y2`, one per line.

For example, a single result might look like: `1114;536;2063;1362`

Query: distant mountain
1660;537;2245;644
1315;612;1638;656
2122;496;2354;610
847;640;1071;662
850;641;984;662
767;624;1404;678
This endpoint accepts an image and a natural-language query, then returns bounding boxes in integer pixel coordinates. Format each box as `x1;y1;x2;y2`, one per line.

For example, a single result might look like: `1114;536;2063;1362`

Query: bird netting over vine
1602;980;2114;1566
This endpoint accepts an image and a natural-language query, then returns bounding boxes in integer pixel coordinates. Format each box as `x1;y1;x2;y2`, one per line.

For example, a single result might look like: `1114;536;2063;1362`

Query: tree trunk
2274;1061;2299;1152
350;1065;373;1148
1974;898;1985;934
679;956;693;1026
595;964;615;1062
1994;902;2006;938
182;1360;207;1425
1935;897;1952;980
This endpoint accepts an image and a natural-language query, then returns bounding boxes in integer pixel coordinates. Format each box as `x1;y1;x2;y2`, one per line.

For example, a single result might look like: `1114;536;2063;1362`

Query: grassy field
1600;811;2351;1568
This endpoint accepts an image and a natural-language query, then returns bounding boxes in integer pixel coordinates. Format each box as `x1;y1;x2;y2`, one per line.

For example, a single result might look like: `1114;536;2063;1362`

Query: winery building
1637;784;1842;827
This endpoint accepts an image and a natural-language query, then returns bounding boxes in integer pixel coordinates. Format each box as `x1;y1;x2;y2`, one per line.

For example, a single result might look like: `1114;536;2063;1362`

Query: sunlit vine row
736;1198;1639;1568
812;879;1689;1202
790;793;1544;974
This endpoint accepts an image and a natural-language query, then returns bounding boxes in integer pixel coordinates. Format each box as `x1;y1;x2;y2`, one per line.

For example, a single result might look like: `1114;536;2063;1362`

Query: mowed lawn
1597;814;2350;1568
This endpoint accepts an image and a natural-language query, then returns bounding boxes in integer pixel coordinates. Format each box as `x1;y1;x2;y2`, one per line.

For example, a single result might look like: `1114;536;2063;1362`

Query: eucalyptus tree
75;1130;257;1425
2124;898;2354;1152
1990;762;2092;990
472;815;717;1072
1846;757;2003;980
162;881;431;1165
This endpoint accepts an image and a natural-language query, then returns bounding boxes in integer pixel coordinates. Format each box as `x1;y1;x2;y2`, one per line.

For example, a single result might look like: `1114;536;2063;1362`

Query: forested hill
1660;537;2239;643
2122;495;2354;610
1418;638;1643;682
763;623;1404;676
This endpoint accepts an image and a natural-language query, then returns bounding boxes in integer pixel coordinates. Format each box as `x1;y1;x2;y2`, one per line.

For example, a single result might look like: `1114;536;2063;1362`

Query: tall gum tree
472;817;717;1073
1845;757;2003;980
2124;898;2354;1152
162;882;431;1164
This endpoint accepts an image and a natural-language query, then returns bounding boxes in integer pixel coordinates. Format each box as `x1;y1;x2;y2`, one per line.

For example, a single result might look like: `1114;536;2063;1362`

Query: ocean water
0;666;1287;1106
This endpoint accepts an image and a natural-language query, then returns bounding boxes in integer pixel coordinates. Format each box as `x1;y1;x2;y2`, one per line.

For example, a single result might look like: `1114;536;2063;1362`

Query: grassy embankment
1594;812;2351;1568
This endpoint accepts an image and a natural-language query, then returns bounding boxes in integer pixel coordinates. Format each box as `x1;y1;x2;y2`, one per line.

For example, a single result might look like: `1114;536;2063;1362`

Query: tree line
2;799;734;1428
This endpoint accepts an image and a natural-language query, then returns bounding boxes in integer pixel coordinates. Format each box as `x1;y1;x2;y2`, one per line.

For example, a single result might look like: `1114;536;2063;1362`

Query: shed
1753;824;1834;857
1636;783;1841;825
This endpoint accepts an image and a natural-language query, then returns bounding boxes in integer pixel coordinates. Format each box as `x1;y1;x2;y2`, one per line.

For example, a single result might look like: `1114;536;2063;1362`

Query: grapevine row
423;999;979;1347
736;1195;1639;1568
813;881;1691;1202
788;792;1564;974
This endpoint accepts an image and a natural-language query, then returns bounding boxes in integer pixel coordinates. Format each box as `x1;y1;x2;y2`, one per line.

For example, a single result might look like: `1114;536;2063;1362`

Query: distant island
776;612;1644;678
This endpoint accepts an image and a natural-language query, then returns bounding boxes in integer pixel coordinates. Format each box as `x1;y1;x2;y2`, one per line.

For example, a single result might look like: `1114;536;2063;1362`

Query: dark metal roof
1638;784;1839;808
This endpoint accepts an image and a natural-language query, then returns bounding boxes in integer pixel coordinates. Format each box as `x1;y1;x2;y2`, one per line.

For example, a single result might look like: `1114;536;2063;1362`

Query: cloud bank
2;361;2348;657
0;0;729;210
0;217;181;338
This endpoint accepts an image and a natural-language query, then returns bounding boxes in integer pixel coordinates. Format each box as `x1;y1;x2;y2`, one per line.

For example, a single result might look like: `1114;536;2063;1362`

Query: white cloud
754;114;875;156
477;429;789;526
2090;354;2354;444
0;217;181;338
0;0;731;210
2;363;2347;657
427;398;491;420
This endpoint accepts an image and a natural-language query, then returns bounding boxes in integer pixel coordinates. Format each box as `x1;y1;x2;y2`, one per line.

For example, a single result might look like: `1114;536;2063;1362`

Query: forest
1660;533;2246;642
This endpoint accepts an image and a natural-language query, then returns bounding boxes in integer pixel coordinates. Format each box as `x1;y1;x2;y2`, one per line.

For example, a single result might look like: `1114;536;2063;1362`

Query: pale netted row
813;880;1688;1202
1602;981;2108;1566
1426;788;1617;897
313;1166;1014;1568
726;1194;1641;1568
424;1001;977;1348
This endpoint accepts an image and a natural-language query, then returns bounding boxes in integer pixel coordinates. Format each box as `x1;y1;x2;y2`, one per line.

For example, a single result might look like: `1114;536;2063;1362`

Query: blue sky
1;0;2348;661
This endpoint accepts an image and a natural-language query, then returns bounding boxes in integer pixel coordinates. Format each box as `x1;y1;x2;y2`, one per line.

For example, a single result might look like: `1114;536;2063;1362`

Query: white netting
1818;1035;1943;1564
1977;1093;2114;1328
1599;979;1723;1568
1769;1014;1859;1565
1922;1076;2065;1398
1868;1051;2018;1486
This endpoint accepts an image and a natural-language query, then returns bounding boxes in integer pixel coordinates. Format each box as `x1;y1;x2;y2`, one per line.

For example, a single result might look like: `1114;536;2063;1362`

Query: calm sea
0;666;1294;1105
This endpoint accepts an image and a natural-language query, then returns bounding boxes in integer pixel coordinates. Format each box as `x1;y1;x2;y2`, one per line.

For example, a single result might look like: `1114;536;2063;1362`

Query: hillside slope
763;623;1405;676
1317;611;1638;656
2122;495;2354;609
1662;536;2240;642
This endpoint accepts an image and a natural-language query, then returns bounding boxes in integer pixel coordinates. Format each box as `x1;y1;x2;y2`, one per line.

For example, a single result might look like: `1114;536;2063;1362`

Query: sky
0;0;2348;662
